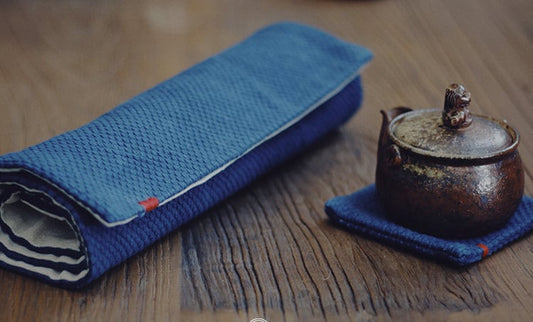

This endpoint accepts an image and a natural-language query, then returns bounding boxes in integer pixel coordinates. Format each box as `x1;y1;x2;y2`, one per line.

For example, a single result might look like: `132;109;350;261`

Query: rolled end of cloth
0;22;373;288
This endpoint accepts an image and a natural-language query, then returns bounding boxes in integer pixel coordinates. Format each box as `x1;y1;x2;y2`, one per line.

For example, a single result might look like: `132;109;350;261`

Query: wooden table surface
0;0;531;321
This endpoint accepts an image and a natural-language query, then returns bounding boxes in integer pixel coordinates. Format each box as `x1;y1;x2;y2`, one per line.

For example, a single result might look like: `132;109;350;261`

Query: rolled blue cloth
325;185;533;266
0;22;372;288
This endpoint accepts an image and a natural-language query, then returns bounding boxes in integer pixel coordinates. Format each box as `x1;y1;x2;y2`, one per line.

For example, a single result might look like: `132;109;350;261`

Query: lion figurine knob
442;83;472;129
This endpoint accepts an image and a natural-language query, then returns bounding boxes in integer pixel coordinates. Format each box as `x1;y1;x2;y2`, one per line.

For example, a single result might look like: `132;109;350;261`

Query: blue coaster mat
0;22;372;288
325;185;533;266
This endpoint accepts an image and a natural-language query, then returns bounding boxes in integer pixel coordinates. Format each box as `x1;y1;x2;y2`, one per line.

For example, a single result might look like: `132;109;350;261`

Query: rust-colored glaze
376;85;524;239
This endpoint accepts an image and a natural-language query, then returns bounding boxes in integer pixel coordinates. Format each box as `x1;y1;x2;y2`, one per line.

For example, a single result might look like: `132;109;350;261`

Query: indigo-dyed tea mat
326;185;533;266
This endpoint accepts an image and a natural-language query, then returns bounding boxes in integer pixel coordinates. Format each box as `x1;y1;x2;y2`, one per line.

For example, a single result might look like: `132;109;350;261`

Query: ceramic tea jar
376;84;524;238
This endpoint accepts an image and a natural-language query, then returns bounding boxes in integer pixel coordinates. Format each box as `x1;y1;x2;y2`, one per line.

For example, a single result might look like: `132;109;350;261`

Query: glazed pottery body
376;106;524;239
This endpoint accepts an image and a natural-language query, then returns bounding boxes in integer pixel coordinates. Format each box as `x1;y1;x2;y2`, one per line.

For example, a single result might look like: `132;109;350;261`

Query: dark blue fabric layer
325;185;533;266
0;76;364;288
0;22;372;225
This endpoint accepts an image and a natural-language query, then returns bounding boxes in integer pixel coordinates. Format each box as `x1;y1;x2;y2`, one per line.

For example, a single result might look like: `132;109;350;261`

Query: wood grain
0;0;531;321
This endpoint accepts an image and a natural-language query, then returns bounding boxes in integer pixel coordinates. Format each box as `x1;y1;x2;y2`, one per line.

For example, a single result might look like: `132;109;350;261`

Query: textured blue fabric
325;185;533;266
0;22;372;288
0;22;371;225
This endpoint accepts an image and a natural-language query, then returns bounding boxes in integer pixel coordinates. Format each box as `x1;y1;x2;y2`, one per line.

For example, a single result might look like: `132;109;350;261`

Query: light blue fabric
326;185;533;266
0;22;372;288
0;22;371;225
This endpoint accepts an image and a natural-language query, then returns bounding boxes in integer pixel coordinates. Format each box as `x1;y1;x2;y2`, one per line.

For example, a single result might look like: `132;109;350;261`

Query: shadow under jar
376;84;524;239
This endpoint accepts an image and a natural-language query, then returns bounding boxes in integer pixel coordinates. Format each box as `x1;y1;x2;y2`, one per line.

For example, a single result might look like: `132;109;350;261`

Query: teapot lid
389;84;519;160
